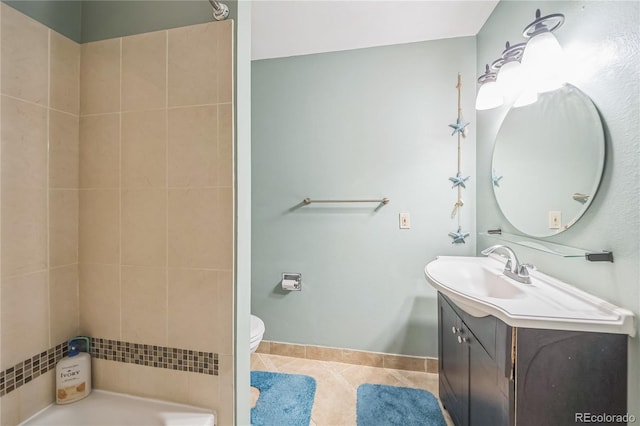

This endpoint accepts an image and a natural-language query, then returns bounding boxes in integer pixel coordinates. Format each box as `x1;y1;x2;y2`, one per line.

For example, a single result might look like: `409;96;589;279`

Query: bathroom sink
425;256;636;336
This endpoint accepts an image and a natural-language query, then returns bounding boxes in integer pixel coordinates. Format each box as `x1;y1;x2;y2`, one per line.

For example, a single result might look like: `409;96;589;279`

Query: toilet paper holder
282;273;302;291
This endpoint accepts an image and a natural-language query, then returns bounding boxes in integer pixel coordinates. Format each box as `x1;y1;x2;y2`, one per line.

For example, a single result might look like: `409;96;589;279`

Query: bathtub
19;390;216;426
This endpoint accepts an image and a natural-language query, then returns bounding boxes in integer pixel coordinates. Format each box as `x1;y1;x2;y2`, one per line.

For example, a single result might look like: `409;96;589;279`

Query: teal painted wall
81;0;237;43
476;0;639;412
1;1;237;43
252;37;477;357
2;1;81;41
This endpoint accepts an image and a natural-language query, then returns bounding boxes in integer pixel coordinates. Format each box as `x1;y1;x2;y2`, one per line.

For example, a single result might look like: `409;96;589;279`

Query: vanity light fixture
522;9;566;93
496;42;527;101
475;64;503;110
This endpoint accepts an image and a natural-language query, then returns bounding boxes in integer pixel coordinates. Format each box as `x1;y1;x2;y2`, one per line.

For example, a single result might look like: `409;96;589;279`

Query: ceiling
251;0;499;60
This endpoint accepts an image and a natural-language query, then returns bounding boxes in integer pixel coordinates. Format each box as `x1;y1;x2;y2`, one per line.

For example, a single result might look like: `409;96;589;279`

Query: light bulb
522;31;566;93
475;80;503;110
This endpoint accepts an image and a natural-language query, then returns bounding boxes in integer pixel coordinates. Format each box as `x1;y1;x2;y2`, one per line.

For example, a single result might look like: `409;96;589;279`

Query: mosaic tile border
0;338;218;397
0;342;67;397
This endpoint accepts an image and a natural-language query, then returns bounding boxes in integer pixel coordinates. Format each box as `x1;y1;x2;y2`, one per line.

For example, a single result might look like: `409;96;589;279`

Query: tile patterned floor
251;353;455;426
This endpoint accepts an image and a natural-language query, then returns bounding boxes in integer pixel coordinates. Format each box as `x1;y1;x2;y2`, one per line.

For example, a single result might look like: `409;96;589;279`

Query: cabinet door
439;295;469;426
468;334;510;426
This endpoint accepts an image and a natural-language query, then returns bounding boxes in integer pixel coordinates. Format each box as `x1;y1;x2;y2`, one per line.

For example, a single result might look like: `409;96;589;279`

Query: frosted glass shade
497;60;524;100
476;81;503;110
522;32;566;93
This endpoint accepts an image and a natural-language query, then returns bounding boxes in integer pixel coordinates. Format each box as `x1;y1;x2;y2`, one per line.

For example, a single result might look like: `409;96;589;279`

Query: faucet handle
518;263;535;276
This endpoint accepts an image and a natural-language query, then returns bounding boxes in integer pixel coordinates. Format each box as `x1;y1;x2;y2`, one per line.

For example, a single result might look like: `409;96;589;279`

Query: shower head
209;0;229;21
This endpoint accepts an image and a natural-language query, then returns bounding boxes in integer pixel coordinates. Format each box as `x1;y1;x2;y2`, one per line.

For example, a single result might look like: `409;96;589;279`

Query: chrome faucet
481;245;532;284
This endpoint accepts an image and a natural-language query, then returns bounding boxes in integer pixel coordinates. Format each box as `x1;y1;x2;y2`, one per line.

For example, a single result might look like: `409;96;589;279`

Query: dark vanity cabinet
437;293;628;426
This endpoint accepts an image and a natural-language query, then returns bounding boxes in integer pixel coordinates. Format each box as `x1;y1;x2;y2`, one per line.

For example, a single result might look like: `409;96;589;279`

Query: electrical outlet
548;211;561;229
399;212;410;229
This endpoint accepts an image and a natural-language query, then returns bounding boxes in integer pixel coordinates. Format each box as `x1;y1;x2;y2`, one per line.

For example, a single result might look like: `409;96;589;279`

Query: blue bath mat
357;384;447;426
251;371;316;426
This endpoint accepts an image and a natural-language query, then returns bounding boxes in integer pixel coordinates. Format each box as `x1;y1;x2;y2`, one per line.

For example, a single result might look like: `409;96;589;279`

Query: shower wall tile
50;31;80;114
80;38;121;115
168;268;218;352
0;4;48;105
122;31;167;112
49;189;79;267
79;263;120;341
1;271;49;370
218;103;233;187
121;110;167;188
168;106;218;187
1;188;48;278
1;96;48;189
168;188;232;269
49;264;80;344
168;23;218;107
80;113;120;188
49;110;80;189
217;270;234;356
121;189;167;267
216;20;233;104
79;189;120;264
121;265;167;346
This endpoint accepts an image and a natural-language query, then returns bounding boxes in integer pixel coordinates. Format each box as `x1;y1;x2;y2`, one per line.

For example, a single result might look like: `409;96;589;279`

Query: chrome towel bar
303;198;390;205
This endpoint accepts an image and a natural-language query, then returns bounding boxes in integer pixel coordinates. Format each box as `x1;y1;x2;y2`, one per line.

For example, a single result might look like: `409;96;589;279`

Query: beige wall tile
50;265;79;344
1;188;47;277
0;383;20;426
0;4;48;104
122;110;167;188
270;342;306;359
127;363;189;402
49;110;80;189
80;113;120;188
168;188;232;269
121;265;167;346
18;367;55;423
168;23;218;107
217;354;234;425
217;270;234;356
187;372;220;410
50;31;80;114
122;31;167;111
1;96;47;189
79;189;120;264
306;345;343;363
168;106;218;187
1;271;49;370
122;189;166;267
50;189;79;267
216;20;233;104
80;39;120;115
383;354;427;372
168;268;218;352
79;263;120;340
342;349;384;368
218;103;233;187
92;358;130;394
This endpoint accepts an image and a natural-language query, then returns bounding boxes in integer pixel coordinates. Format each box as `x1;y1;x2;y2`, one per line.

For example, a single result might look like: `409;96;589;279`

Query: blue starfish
448;227;470;244
448;117;470;137
492;169;503;187
449;172;470;189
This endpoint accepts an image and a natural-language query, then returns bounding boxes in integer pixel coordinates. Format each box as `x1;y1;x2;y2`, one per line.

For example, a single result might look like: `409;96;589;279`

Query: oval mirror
491;84;605;237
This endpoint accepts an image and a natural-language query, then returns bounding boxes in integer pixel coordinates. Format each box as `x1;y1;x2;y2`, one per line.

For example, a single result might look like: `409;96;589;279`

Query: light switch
548;211;561;229
399;212;410;229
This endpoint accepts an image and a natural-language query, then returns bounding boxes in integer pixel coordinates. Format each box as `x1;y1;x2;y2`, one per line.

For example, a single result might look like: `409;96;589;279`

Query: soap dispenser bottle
56;340;92;404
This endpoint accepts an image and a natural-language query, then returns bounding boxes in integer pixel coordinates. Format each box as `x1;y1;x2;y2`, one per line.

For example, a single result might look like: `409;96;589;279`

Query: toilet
250;315;265;353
